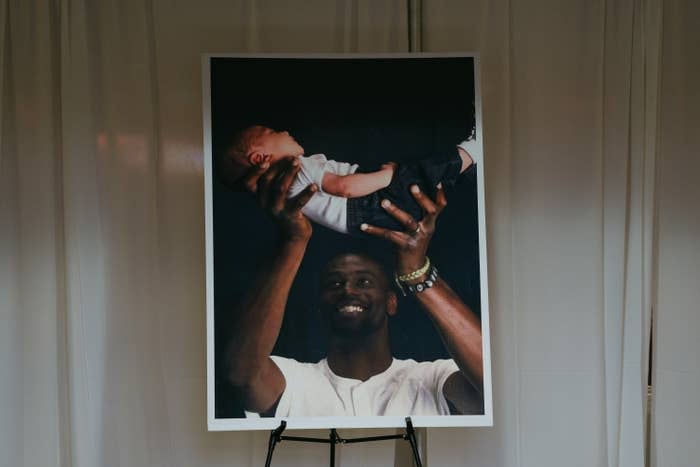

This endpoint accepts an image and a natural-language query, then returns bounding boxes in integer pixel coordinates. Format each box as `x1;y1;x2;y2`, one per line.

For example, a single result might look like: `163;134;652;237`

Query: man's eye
358;278;373;288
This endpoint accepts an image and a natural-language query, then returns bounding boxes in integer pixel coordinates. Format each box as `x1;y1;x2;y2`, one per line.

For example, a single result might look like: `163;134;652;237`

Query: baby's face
252;128;304;160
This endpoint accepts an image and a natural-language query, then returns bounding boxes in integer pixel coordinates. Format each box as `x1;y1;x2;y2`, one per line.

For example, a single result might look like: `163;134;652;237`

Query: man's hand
360;183;447;275
239;157;317;241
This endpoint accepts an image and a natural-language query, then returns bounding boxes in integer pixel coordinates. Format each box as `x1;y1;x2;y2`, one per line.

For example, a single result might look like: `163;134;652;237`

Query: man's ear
386;291;398;317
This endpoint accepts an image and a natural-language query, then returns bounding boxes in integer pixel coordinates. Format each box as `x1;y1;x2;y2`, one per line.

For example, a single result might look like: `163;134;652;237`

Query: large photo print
204;54;492;430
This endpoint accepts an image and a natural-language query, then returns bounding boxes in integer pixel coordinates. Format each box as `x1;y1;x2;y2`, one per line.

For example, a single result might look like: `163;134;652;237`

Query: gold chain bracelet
396;257;430;282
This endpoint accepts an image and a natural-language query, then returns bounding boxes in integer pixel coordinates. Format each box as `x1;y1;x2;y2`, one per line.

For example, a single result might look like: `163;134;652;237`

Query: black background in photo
210;57;479;418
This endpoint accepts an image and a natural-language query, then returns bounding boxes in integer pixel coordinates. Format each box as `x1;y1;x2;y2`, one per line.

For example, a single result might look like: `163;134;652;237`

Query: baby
218;125;482;236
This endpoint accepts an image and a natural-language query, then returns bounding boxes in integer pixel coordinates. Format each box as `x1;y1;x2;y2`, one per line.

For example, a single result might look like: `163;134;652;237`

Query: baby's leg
456;139;482;173
457;146;474;172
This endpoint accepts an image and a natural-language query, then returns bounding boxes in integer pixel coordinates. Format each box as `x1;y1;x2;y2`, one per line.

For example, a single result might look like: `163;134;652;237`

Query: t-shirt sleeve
323;159;358;177
428;359;460;415
296;154;328;192
269;355;306;418
242;356;308;419
292;154;359;196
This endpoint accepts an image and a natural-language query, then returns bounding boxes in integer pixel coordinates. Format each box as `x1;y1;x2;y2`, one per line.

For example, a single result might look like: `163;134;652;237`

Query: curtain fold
651;1;700;466
601;0;656;465
3;1;696;466
1;2;22;466
2;1;66;466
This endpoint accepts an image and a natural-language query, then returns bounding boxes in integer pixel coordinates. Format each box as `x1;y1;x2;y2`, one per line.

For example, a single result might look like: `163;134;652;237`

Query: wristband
404;265;438;294
394;262;438;296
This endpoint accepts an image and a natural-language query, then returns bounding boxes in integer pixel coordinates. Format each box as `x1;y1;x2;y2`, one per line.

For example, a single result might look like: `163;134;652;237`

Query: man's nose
341;282;360;295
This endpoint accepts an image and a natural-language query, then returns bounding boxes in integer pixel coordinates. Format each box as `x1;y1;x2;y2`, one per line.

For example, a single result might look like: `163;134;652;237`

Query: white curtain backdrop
1;1;696;466
651;1;700;467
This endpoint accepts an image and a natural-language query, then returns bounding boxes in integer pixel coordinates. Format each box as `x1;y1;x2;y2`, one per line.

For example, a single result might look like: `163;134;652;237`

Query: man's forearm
225;236;309;385
414;278;483;393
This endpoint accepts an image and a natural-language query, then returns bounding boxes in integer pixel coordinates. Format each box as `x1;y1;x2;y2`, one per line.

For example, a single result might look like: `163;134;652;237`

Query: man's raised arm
360;184;484;414
224;158;317;414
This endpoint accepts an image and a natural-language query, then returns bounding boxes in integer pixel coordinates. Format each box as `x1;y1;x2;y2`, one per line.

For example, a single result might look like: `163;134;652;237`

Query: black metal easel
264;417;423;467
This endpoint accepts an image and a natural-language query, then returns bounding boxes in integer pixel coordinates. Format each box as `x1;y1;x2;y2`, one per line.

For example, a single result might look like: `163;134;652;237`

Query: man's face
319;254;397;338
251;127;304;159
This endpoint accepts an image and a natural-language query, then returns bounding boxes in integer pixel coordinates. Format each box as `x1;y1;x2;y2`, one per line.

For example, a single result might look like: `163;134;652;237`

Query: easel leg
404;417;423;467
329;428;339;467
264;421;286;467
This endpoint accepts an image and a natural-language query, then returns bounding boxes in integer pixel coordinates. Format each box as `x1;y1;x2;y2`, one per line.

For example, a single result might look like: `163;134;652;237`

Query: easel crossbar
263;417;422;467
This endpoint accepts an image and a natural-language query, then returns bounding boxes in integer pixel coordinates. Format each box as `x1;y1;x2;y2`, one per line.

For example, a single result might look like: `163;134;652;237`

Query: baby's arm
321;163;395;198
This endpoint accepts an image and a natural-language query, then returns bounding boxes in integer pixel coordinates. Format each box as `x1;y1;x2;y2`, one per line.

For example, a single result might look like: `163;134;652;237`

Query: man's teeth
339;305;364;313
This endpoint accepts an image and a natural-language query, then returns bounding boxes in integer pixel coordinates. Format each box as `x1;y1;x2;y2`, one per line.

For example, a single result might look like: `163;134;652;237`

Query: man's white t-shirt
288;154;358;233
265;355;459;417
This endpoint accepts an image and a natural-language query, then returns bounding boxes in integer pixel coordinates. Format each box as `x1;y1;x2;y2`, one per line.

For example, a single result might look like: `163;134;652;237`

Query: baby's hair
229;125;267;161
216;125;268;189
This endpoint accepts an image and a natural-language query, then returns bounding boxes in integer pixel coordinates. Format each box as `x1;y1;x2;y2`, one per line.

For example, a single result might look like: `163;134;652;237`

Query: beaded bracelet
394;264;439;296
404;265;438;294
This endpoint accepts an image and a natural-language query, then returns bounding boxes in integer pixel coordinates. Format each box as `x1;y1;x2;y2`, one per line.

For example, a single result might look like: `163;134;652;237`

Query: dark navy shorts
346;152;467;236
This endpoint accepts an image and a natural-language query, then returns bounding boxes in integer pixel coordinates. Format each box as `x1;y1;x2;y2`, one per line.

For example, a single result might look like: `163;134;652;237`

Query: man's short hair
320;251;392;291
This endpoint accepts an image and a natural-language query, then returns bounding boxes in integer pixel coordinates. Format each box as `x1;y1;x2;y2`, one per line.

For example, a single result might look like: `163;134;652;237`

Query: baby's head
218;125;304;188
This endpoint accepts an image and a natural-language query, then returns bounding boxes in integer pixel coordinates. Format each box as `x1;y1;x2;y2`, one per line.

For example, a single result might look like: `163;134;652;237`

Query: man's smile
337;304;366;315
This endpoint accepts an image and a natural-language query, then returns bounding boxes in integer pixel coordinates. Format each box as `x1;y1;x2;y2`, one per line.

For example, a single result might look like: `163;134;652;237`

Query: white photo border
203;53;493;431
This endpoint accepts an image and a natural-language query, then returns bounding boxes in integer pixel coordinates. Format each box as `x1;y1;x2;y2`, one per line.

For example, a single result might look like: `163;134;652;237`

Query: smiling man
225;158;484;418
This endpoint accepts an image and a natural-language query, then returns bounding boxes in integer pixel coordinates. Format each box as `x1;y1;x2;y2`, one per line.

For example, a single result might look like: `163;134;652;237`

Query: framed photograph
203;53;492;430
